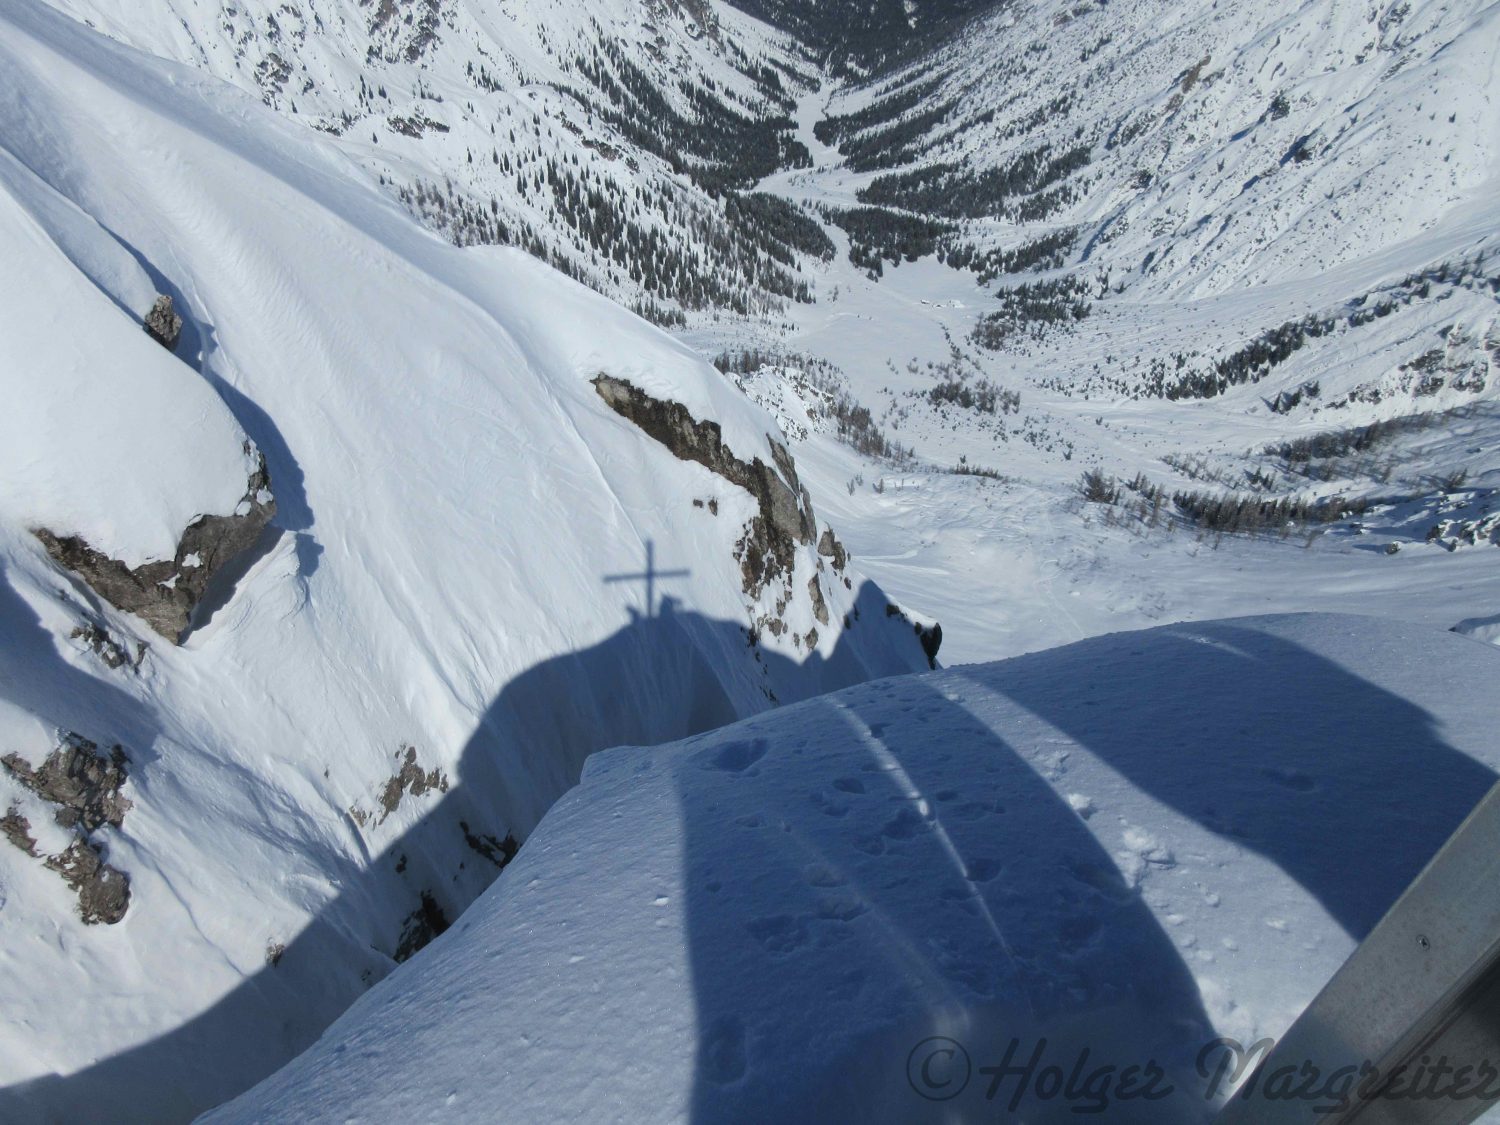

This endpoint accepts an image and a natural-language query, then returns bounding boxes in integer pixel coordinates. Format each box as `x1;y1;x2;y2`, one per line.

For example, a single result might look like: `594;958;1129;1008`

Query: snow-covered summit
209;612;1500;1123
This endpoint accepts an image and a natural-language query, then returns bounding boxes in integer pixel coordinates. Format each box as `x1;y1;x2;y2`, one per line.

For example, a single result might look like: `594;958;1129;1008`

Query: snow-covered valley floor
683;74;1500;664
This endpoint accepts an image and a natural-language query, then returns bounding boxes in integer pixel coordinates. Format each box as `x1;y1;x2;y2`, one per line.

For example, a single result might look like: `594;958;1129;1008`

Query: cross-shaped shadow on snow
0;581;926;1121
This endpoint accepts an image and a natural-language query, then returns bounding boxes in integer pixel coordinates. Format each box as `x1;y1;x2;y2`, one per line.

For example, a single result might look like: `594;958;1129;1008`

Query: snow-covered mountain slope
5;0;1498;1118
727;0;996;73
675;0;1500;662
0;3;934;1120
819;0;1498;296
0;169;259;569
39;0;837;324
209;613;1500;1123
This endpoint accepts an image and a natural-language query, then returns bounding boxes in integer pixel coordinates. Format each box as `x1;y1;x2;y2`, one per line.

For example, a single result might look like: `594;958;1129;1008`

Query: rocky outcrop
2;735;132;833
591;374;816;600
817;526;849;572
394;890;450;963
0;807;36;855
143;294;182;351
46;839;132;925
70;620;144;671
34;447;275;642
378;745;449;822
1;733;133;925
807;575;831;627
350;745;450;829
461;821;519;869
883;602;944;669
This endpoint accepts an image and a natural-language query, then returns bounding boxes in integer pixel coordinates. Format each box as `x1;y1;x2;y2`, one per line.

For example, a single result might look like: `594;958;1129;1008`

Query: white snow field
210;613;1500;1123
2;0;1498;1119
0;3;929;1120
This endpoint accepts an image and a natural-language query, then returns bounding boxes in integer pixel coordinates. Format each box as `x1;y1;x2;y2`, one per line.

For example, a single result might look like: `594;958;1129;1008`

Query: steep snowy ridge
0;3;930;1119
211;613;1500;1123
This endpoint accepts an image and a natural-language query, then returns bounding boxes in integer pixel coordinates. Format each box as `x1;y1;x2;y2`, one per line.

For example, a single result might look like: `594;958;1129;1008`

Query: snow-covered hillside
0;3;933;1119
686;0;1500;662
39;0;839;323
209;613;1500;1123
815;0;1498;295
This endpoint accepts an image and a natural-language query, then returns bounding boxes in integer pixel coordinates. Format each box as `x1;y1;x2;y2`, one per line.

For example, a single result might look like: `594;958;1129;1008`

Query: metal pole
1213;780;1500;1124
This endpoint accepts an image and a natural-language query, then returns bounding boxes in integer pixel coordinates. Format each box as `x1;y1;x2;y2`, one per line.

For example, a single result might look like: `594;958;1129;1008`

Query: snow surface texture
213;613;1500;1123
0;4;929;1120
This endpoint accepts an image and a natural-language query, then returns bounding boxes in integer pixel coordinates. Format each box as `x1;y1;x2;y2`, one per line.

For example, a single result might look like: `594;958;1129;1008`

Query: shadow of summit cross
603;539;691;618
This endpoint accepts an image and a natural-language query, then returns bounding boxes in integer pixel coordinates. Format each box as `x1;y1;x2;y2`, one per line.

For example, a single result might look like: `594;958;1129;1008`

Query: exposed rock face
394;890;450;963
461;821;519;869
34;447;276;642
807;575;830;626
143;294;183;351
378;745;449;822
350;745;450;829
591;374;816;600
817;527;849;572
70;621;139;670
0;807;37;856
1;733;133;925
918;622;944;669
2;734;132;834
46;839;131;925
883;602;944;669
590;374;943;665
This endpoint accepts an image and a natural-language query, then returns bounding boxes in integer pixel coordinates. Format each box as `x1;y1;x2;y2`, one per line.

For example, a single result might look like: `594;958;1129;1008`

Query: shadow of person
1;585;930;1123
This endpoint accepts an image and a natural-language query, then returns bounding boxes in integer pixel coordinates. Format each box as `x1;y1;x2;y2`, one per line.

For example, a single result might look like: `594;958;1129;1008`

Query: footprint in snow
809;790;850;818
817;892;867;922
705;739;768;774
881;806;931;840
1260;765;1317;792
1067;792;1096;819
803;863;847;888
700;1015;748;1084
964;856;1001;883
746;914;811;954
1122;825;1175;868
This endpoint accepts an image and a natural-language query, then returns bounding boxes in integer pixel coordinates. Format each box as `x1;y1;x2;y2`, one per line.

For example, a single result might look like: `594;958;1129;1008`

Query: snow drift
210;613;1500;1123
